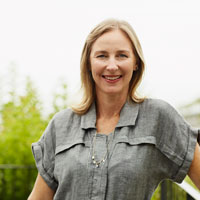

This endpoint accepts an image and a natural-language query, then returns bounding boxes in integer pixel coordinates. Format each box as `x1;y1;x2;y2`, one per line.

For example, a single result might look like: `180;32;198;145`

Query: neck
95;92;127;119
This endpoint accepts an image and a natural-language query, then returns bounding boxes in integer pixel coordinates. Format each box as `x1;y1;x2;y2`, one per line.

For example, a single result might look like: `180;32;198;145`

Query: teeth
104;76;121;80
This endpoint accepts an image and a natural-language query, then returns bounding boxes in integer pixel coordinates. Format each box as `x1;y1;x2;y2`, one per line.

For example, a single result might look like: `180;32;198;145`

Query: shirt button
94;178;97;182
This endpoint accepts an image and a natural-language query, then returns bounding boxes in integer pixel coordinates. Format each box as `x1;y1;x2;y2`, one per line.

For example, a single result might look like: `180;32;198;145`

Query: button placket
89;134;108;200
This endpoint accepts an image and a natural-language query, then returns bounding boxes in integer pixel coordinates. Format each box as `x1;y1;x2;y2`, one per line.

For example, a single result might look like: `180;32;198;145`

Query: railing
177;181;200;200
160;180;200;200
0;165;199;200
0;164;37;200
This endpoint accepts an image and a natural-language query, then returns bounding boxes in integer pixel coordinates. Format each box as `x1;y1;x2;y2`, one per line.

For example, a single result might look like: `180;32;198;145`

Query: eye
118;54;128;58
97;55;105;58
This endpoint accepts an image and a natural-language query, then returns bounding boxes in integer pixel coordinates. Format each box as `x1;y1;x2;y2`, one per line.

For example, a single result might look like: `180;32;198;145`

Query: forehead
91;29;133;52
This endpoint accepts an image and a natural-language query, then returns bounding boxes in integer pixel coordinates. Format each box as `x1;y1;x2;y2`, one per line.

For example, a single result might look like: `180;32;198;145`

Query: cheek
92;59;106;67
120;59;134;68
91;60;105;75
121;63;134;75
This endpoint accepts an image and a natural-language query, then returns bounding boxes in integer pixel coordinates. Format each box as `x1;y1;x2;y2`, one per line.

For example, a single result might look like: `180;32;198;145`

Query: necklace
91;131;114;168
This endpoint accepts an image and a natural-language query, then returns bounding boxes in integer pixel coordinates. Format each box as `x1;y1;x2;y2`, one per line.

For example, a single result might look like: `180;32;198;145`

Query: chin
104;89;124;96
96;86;128;97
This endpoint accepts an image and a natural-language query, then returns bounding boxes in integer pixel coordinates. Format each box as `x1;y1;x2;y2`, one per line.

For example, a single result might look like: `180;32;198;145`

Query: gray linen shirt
32;99;198;200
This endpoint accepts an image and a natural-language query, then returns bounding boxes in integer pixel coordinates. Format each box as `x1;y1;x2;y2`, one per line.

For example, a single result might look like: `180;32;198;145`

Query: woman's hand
188;143;200;190
28;173;55;200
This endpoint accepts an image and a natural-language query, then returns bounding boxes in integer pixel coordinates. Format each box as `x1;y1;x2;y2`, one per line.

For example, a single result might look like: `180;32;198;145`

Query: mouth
102;75;122;81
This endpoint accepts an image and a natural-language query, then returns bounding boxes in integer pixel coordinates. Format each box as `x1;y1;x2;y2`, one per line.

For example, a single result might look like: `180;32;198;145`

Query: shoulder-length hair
72;18;145;115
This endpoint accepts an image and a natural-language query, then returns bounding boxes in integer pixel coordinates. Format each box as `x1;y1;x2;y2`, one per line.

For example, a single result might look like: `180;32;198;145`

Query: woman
28;19;200;200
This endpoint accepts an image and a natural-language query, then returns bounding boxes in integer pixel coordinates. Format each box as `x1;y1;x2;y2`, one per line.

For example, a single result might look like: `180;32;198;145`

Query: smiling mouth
102;75;122;80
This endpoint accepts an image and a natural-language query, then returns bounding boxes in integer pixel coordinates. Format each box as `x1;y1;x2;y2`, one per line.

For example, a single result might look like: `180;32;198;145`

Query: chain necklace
91;131;114;168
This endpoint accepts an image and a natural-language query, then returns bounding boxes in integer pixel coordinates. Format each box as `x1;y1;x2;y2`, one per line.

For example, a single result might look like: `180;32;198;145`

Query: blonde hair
72;18;145;115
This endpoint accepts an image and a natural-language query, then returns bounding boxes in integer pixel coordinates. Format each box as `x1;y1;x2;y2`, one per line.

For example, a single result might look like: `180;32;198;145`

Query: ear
133;64;138;71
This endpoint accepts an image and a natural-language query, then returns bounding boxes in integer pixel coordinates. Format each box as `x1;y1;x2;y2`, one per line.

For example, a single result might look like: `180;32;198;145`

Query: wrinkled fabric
32;99;198;200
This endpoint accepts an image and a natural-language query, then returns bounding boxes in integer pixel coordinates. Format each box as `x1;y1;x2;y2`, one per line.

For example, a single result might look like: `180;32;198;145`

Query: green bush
0;72;68;200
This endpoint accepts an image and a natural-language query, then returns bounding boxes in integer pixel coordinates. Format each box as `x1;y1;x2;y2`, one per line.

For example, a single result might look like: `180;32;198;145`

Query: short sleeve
156;100;198;183
32;117;58;190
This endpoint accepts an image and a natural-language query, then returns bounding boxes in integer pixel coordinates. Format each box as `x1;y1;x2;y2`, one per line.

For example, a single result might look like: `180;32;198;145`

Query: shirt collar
116;101;139;127
81;101;140;129
81;103;97;129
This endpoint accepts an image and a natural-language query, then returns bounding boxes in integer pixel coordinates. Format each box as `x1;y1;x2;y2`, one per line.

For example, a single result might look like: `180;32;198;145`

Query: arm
28;173;55;200
188;143;200;190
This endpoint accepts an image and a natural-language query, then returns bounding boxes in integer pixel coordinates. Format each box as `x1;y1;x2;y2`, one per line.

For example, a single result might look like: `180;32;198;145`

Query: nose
106;57;119;71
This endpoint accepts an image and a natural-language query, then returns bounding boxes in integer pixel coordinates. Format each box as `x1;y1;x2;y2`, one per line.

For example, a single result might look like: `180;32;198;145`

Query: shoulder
46;108;84;145
52;107;81;129
138;98;184;126
141;98;178;116
142;98;173;110
53;107;77;120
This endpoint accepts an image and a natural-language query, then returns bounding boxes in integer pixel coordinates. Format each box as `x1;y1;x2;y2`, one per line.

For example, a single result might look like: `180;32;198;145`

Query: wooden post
161;181;167;200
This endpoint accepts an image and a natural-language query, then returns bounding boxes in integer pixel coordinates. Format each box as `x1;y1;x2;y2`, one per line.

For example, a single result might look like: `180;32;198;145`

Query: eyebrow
93;50;130;55
117;50;130;54
93;51;107;55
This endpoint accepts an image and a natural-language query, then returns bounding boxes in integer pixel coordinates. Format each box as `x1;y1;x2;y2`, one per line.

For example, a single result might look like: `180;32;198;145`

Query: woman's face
90;29;137;98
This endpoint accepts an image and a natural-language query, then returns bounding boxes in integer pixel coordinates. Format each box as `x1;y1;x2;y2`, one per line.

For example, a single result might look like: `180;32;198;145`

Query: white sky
0;0;200;113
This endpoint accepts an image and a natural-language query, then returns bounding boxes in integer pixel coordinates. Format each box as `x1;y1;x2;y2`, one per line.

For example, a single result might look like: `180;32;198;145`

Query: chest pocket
115;136;157;150
54;139;90;181
111;136;158;167
108;136;160;188
55;140;86;155
115;135;157;147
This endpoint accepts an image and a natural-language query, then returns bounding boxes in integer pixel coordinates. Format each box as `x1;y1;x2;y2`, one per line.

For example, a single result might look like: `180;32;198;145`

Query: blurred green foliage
151;185;160;200
0;76;68;165
0;78;47;164
0;70;68;199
